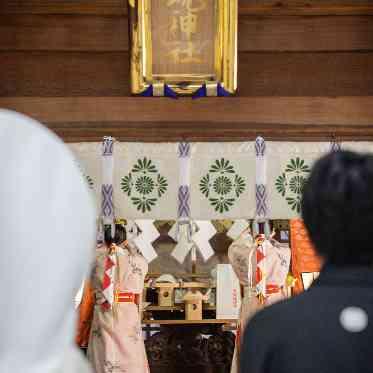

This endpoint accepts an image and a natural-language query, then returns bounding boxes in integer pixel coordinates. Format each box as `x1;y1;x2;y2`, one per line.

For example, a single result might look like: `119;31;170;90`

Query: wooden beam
1;97;373;141
2;14;373;52
1;0;373;16
54;126;373;142
2;97;371;125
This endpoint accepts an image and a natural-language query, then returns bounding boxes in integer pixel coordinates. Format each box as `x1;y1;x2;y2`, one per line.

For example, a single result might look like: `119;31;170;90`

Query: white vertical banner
216;264;241;320
102;137;115;226
255;136;271;234
171;142;194;263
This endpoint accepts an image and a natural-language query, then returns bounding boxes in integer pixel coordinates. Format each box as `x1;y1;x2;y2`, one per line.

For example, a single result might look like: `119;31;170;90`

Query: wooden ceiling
1;0;373;142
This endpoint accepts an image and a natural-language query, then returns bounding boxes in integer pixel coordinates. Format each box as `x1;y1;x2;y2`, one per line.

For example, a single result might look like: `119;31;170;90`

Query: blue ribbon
139;84;178;99
192;84;207;99
164;85;178;99
192;83;231;99
139;85;153;97
217;82;231;97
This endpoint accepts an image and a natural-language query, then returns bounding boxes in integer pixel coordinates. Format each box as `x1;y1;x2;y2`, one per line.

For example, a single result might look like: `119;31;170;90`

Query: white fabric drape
69;140;373;220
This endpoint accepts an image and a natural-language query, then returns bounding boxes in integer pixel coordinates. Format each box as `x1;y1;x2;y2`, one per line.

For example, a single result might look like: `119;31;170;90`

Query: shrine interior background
1;0;372;272
1;0;373;142
1;1;373;372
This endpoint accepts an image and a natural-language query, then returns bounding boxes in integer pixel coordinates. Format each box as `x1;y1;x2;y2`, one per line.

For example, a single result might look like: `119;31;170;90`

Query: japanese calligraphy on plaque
128;0;237;95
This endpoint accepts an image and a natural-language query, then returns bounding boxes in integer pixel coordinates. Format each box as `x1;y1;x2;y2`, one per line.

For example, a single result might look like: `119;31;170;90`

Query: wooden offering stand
142;272;237;373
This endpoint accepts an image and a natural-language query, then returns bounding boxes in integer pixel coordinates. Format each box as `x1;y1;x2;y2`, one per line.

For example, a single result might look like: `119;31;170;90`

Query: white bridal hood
0;110;96;373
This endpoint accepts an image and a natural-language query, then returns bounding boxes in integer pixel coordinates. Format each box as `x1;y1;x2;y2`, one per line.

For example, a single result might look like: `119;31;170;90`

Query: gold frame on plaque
128;0;238;95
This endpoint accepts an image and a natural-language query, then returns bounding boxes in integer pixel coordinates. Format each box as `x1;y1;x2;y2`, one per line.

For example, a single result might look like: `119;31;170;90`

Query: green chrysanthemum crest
209;197;236;214
200;174;210;198
85;175;94;190
213;176;233;195
233;174;246;198
210;158;235;174
131;197;157;213
121;173;134;196
200;159;246;213
135;175;154;195
286;196;302;214
285;157;311;174
121;157;168;213
289;175;307;195
275;157;311;213
132;157;157;174
156;174;168;198
275;173;287;197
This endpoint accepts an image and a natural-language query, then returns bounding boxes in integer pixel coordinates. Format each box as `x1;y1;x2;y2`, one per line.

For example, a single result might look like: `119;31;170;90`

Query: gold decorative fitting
129;0;238;95
153;81;165;97
114;218;126;226
206;82;218;97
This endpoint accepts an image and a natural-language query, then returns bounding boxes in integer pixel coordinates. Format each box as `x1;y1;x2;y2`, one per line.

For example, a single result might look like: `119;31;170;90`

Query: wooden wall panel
1;14;373;52
0;15;128;51
1;1;373;16
0;52;130;96
1;51;372;97
238;16;373;52
239;1;373;16
0;0;127;15
238;52;373;96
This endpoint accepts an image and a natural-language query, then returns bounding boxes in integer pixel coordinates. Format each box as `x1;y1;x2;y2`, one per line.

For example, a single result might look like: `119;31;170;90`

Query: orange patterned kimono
76;281;95;348
290;219;323;294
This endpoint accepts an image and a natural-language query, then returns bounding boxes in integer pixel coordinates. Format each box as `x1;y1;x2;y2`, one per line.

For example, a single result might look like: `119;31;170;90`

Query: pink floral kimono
88;244;149;373
228;233;261;373
228;233;291;373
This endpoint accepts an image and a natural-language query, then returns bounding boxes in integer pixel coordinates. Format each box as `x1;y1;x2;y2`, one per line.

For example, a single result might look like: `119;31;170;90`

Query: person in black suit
240;150;373;373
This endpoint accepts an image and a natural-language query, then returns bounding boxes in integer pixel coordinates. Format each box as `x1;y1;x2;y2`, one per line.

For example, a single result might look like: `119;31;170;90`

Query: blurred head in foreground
302;150;373;267
0;110;96;373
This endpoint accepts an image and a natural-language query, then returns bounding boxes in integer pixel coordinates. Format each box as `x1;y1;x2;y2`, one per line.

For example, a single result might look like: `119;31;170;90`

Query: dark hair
104;224;127;246
302;150;373;266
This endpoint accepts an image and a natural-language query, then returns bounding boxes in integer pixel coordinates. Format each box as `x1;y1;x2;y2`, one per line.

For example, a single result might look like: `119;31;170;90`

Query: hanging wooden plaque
128;0;238;95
